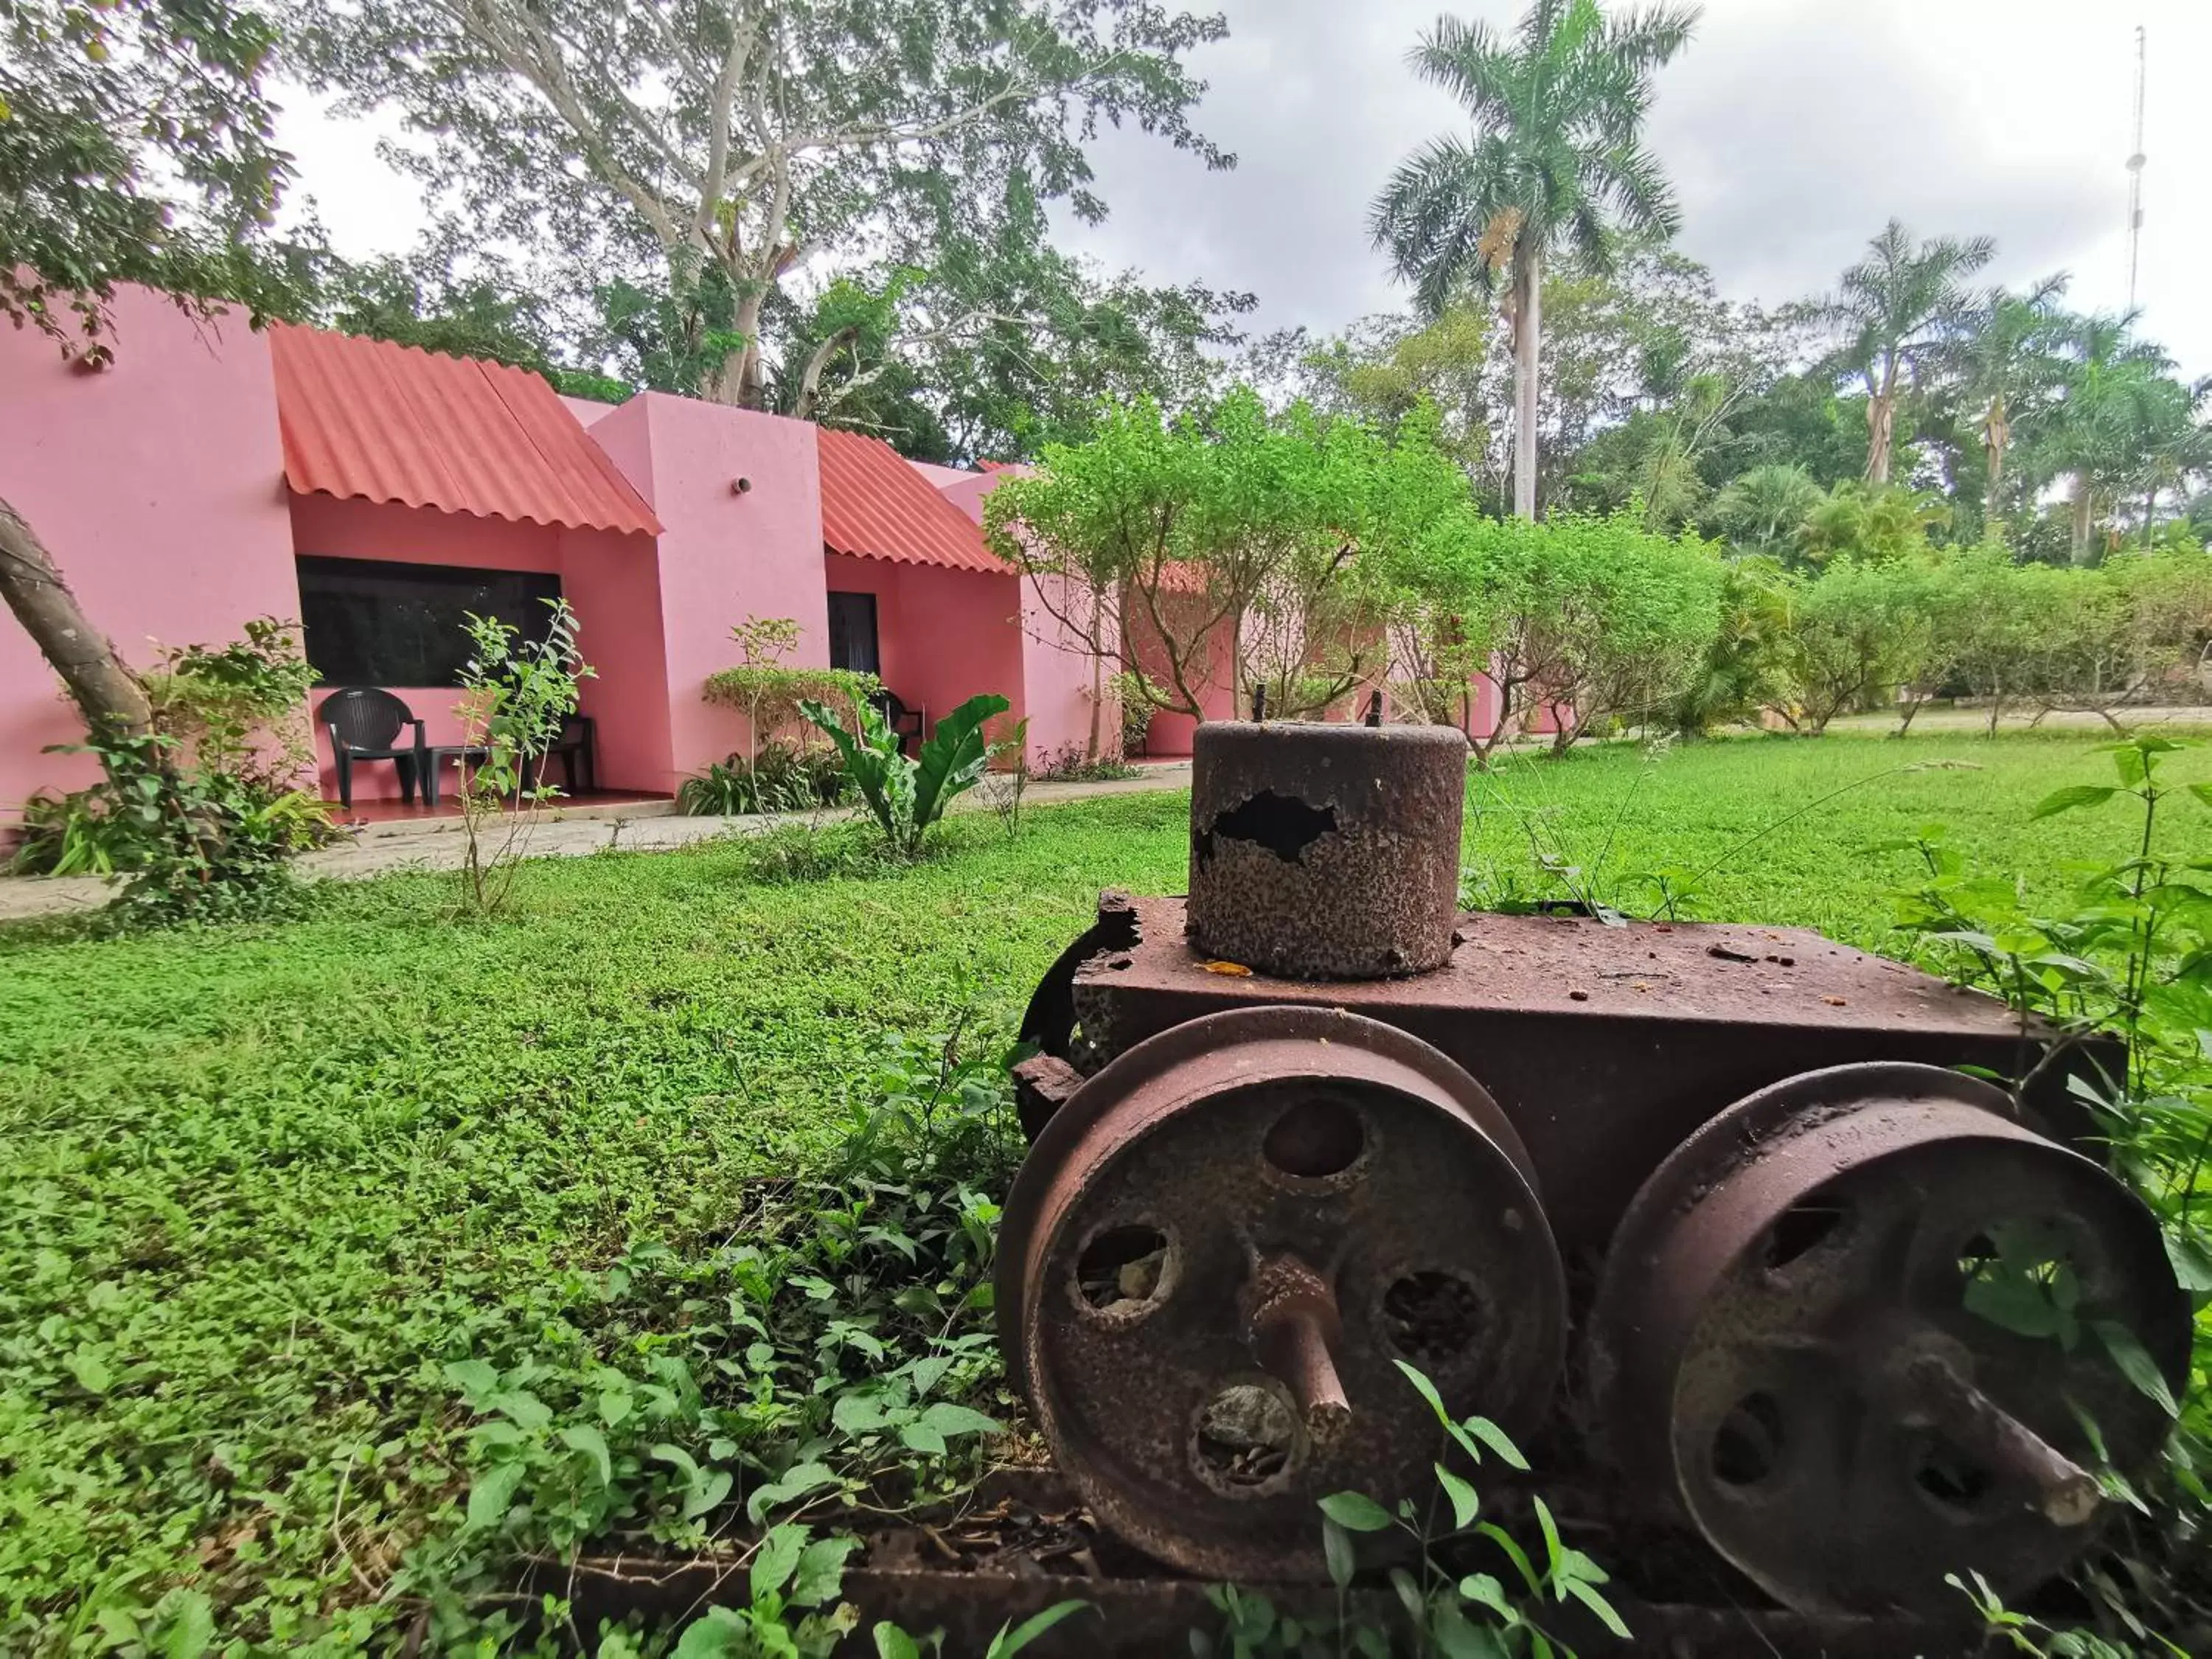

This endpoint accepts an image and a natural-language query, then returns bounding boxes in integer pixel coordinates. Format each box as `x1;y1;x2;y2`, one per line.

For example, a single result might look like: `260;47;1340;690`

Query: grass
1;731;2206;1650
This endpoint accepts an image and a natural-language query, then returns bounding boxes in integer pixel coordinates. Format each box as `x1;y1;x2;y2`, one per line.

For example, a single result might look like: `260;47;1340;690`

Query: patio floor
327;790;671;827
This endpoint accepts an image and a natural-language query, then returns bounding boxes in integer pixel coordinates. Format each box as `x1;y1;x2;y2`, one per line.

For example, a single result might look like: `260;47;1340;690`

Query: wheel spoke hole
1761;1197;1848;1273
1913;1443;1993;1517
1957;1220;2080;1342
1382;1270;1484;1367
1192;1381;1301;1494
1075;1224;1174;1315
1263;1097;1366;1181
1711;1391;1785;1488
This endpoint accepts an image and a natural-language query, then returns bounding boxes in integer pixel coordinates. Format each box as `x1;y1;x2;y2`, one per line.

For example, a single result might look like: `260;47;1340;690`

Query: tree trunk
717;288;771;409
1512;246;1542;521
1981;397;2008;521
0;495;153;748
793;327;860;422
2069;475;2095;563
1863;366;1897;485
1087;620;1104;761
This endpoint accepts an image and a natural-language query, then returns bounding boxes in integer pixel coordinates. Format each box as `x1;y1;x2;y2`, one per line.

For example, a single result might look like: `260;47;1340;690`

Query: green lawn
1;730;2205;1650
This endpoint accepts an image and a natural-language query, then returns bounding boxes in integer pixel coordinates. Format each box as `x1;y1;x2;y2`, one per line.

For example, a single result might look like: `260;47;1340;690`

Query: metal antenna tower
2126;24;2146;310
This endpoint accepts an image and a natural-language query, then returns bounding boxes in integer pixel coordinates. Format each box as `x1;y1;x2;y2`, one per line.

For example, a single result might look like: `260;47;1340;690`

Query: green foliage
678;745;852;818
287;0;1229;406
1032;745;1141;785
11;618;330;923
7;739;2211;1646
870;1599;1092;1659
990;388;1394;720
1881;738;2212;1641
1368;0;1698;317
1307;1363;1625;1658
666;1523;860;1657
1774;556;1938;735
801;694;1012;858
1811;219;1995;485
1;0;310;349
1387;509;1724;762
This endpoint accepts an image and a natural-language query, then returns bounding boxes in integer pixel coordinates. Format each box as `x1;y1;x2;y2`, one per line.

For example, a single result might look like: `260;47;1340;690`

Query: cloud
1051;0;2210;375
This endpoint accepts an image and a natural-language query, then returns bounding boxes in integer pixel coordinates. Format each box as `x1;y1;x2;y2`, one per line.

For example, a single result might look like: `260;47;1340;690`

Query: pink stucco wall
289;493;667;801
589;395;830;784
0;292;299;821
1019;576;1112;765
823;554;1027;751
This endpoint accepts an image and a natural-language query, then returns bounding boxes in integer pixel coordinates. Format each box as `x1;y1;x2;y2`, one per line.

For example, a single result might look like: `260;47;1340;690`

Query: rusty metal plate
1588;1063;2190;1616
996;1006;1565;1580
1056;897;2118;1253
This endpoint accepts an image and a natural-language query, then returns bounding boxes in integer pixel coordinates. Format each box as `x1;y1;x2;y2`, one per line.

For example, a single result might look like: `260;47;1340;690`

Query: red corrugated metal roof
269;324;659;537
817;425;1009;574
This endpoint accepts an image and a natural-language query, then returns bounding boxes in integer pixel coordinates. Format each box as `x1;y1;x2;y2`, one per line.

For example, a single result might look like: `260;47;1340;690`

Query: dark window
827;591;880;675
296;556;563;686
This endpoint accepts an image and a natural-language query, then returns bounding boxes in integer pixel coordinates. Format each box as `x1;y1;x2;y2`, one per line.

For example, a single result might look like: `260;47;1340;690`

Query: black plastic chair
869;689;926;757
521;714;598;797
318;688;427;809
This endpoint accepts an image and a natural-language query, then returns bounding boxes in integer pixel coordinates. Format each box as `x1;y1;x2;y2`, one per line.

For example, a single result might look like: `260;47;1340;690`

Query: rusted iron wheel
998;1005;1566;1580
1589;1062;2191;1616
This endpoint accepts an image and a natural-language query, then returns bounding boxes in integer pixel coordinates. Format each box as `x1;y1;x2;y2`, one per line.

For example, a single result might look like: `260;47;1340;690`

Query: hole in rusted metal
1075;1225;1173;1314
1263;1098;1365;1179
1762;1198;1848;1272
1382;1270;1484;1366
1913;1443;1993;1516
1711;1391;1785;1487
1192;1381;1301;1492
1196;791;1338;866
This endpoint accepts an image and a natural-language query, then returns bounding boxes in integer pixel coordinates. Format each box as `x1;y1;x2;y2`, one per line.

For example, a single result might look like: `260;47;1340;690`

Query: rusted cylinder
1188;721;1468;980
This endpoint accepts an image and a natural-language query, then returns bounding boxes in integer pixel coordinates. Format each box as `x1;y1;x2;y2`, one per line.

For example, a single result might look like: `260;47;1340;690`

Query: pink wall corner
823;554;1026;750
594;395;831;784
1128;599;1238;759
559;526;672;793
0;289;298;821
1019;575;1110;766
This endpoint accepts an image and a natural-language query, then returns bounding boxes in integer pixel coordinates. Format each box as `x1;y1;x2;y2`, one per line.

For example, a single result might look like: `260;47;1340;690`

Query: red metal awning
269;324;660;537
817;426;1009;574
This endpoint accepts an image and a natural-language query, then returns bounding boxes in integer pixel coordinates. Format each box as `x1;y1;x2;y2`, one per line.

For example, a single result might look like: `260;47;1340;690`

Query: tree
986;390;1379;728
1368;0;1697;518
1774;558;1935;736
1532;515;1724;751
1813;220;1994;487
290;0;1231;408
2;0;307;750
2025;313;2200;561
1706;465;1825;560
1955;275;2070;526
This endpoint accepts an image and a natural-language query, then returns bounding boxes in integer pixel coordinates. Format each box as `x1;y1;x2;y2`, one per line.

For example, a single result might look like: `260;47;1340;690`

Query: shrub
702;614;878;767
677;742;850;815
800;692;1009;858
10;618;331;924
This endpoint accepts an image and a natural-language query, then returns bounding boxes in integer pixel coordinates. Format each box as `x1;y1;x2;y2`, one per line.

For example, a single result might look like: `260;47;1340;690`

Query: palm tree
1958;274;2069;524
1816;220;1994;487
2027;311;2177;560
1707;464;1826;562
1368;0;1700;519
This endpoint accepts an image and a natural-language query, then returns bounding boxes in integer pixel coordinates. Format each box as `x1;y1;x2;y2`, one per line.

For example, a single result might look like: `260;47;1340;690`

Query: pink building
0;288;1105;818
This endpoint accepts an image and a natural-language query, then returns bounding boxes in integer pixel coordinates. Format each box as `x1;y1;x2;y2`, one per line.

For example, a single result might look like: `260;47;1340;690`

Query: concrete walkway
0;762;1192;923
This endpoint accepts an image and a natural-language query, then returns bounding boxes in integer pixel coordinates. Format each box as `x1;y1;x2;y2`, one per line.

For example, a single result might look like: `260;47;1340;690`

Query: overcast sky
277;0;2211;378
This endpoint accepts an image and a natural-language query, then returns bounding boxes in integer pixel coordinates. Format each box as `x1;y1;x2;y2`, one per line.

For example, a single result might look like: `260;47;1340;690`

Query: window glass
296;556;563;686
827;591;880;675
